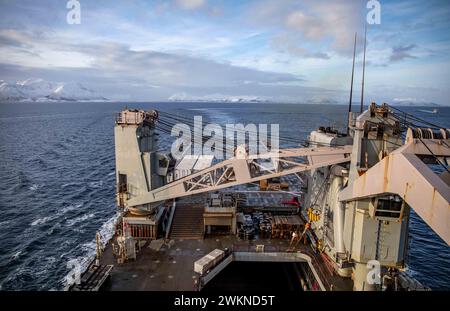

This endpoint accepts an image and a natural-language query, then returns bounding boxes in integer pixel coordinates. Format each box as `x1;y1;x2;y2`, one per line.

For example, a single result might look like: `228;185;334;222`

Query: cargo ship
66;30;450;291
67;101;449;291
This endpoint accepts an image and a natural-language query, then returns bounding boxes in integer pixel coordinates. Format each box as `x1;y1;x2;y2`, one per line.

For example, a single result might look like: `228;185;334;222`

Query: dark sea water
0;102;449;290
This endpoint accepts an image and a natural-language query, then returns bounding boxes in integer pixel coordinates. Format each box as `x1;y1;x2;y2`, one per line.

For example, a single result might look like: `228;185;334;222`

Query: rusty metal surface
340;139;450;245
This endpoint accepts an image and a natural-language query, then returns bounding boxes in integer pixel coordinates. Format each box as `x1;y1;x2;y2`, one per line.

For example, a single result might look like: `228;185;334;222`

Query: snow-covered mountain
168;92;269;103
391;98;439;107
0;80;26;101
0;79;107;102
47;83;108;101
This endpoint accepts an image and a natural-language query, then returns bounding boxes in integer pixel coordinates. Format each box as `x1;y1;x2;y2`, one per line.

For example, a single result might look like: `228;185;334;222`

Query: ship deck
98;230;352;291
98;183;352;291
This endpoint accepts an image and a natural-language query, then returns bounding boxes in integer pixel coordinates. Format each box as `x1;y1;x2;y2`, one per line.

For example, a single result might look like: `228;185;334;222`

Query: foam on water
29;184;40;191
31;216;55;226
66;213;96;227
60;203;83;214
61;182;83;189
61;212;119;288
11;250;23;260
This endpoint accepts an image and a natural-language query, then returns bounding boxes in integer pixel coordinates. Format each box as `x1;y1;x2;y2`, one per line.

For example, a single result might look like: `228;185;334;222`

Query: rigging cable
417;137;450;173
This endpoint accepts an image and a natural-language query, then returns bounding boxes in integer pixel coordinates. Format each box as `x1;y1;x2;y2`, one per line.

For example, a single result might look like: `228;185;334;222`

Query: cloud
389;44;417;62
0;30;33;48
0;28;309;101
76;42;304;88
285;11;326;41
249;0;365;58
0;0;448;105
175;0;205;10
271;34;330;59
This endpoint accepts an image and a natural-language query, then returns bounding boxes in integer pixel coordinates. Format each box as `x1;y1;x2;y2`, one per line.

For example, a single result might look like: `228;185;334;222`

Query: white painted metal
127;146;352;206
340;139;450;245
194;249;225;275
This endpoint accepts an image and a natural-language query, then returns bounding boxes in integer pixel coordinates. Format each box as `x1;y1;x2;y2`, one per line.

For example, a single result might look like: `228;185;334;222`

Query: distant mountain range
0;79;442;106
0;79;108;102
168;93;270;103
168;93;441;106
391;98;440;107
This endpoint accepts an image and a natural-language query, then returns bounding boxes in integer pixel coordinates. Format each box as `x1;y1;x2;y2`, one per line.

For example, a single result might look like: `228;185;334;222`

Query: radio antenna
347;32;357;135
360;24;367;113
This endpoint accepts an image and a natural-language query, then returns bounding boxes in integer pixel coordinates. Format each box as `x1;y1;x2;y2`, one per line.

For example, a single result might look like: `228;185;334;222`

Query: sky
0;0;449;104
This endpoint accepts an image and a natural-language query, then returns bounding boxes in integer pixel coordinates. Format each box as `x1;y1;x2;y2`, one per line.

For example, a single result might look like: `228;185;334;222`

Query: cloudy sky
0;0;449;104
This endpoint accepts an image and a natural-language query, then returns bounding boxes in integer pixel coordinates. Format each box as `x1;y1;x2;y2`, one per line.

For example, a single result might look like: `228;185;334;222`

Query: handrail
165;200;176;239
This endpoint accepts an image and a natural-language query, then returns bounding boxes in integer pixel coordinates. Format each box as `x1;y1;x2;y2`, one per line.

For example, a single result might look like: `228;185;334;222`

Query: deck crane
114;104;450;291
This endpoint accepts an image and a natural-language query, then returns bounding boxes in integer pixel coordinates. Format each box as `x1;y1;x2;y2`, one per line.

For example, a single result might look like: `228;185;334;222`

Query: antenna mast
347;32;357;135
360;24;367;113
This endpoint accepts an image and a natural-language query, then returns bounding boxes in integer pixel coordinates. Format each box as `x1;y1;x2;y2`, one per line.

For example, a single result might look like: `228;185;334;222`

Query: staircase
169;204;204;239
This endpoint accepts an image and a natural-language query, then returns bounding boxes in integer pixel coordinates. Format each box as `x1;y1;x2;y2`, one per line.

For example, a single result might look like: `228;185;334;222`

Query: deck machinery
113;103;450;291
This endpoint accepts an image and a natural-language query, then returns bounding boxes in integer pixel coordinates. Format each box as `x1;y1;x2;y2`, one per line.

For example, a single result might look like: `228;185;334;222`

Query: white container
194;257;214;275
207;249;225;265
194;249;225;274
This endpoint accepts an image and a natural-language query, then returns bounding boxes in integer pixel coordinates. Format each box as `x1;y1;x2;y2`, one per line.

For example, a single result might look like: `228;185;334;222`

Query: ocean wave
88;181;104;188
61;212;119;289
31;216;54;226
11;250;24;260
55;142;68;150
0;220;11;226
30;202;83;227
14;170;31;190
61;182;82;189
30;156;48;168
60;202;83;214
43;149;61;159
0;256;57;290
46;223;62;236
81;213;119;252
65;213;95;227
29;183;40;191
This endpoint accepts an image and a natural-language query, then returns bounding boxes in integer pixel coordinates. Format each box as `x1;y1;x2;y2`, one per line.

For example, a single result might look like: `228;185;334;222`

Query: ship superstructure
68;102;450;292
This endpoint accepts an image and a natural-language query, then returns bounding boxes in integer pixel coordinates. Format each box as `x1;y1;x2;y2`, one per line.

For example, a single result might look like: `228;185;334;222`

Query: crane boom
127;145;352;206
